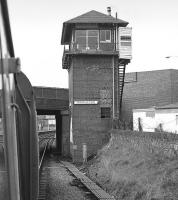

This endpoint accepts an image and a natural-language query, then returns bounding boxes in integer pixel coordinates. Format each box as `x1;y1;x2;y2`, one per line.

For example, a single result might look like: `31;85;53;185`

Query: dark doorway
37;110;62;155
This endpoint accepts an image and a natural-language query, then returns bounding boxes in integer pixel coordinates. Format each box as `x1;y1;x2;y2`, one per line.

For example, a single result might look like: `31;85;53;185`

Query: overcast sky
8;0;178;88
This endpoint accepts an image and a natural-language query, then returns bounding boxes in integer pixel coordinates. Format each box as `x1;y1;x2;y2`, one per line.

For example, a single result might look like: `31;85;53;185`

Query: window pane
75;30;86;37
146;111;155;118
100;30;111;42
101;107;111;118
88;30;98;36
88;36;98;49
100;30;105;41
76;37;87;49
106;30;111;41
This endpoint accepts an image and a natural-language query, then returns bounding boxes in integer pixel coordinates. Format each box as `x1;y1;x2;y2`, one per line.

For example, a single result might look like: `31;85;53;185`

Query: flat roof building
122;69;178;124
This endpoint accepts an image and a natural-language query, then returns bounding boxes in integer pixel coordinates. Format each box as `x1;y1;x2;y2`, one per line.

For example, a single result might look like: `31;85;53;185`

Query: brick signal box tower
61;8;132;162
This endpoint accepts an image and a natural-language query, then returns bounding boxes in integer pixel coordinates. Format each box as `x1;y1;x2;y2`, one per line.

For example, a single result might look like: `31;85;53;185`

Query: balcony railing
67;42;119;53
62;41;131;68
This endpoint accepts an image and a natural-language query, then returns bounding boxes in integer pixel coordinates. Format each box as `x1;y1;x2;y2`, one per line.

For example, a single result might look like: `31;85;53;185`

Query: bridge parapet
33;87;69;111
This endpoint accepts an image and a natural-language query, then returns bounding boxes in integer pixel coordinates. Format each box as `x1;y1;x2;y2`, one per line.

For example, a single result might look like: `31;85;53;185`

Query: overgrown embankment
86;130;178;200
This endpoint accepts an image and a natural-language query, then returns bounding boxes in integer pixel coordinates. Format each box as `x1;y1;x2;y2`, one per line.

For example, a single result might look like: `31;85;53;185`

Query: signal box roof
65;10;128;24
61;10;129;44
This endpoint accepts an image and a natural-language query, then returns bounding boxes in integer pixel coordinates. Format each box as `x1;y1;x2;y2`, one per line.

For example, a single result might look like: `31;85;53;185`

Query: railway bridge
33;86;70;157
0;85;70;157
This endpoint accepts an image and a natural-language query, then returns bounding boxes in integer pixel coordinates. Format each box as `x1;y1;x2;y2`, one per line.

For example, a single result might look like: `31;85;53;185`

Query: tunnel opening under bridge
37;109;70;156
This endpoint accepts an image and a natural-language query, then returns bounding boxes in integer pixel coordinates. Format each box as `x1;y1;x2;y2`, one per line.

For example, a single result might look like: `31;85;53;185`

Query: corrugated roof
65;10;128;25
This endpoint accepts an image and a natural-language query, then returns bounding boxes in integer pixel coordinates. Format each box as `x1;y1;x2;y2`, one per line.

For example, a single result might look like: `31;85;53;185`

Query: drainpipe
112;55;115;126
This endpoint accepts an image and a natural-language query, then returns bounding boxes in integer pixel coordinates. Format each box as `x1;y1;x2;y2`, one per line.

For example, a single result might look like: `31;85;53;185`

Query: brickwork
33;87;69;110
70;55;114;161
33;87;70;156
122;69;178;122
61;111;70;157
170;69;178;103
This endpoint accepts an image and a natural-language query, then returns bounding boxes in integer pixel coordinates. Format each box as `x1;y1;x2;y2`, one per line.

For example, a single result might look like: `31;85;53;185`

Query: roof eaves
64;10;128;26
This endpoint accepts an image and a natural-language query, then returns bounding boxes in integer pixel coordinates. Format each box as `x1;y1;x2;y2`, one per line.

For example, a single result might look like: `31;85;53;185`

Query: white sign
74;100;98;105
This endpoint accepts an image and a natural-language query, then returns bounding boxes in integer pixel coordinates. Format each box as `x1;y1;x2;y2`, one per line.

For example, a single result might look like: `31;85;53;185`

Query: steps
118;63;126;115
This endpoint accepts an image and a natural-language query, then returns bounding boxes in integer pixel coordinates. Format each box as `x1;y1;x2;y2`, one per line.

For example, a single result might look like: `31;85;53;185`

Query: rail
38;130;55;170
38;140;48;170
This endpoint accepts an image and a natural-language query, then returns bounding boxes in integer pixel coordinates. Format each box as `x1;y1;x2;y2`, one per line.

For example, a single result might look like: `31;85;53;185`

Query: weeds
87;130;178;200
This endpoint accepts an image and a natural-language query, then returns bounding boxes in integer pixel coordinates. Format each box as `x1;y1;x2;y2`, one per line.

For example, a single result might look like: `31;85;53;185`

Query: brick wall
70;55;114;161
33;87;69;110
122;69;177;122
171;69;178;103
61;111;70;157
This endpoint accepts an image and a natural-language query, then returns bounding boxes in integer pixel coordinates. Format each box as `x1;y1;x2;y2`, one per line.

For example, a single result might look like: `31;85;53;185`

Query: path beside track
44;156;92;200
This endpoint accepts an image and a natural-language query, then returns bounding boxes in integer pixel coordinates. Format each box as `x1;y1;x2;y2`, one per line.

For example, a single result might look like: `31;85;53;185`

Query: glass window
75;30;86;37
76;36;87;49
88;30;98;49
101;107;111;118
88;30;98;37
106;30;111;41
75;30;98;50
100;30;111;42
75;30;87;50
146;111;155;118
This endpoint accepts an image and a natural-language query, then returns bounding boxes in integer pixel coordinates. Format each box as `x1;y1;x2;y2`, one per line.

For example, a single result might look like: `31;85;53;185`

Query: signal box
61;8;132;161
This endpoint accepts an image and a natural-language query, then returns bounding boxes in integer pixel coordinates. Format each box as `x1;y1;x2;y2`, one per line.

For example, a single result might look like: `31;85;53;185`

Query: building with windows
133;103;178;133
122;69;178;123
61;8;132;161
37;115;56;131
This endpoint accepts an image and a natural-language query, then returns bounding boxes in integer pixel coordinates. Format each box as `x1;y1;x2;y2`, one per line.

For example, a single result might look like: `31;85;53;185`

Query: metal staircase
62;47;71;69
118;62;126;117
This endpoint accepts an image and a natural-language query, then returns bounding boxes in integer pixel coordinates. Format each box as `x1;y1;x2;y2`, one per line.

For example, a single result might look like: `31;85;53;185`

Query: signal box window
100;30;111;43
101;107;111;118
75;30;98;50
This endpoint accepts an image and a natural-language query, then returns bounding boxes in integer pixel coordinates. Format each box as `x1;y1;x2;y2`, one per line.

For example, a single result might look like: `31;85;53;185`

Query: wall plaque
74;100;98;105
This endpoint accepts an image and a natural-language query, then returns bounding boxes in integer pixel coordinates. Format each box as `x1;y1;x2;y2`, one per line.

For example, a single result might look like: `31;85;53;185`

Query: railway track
0;130;55;145
37;157;116;200
2;130;114;200
38;131;55;200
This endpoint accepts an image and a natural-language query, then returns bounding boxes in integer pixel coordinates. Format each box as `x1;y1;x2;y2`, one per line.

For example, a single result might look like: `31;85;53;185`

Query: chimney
107;7;111;16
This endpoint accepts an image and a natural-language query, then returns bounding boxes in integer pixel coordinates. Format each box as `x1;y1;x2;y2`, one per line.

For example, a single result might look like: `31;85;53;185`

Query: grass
85;130;178;200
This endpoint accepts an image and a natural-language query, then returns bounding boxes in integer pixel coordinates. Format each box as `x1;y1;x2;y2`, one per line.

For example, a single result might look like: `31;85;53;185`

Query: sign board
74;100;98;105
